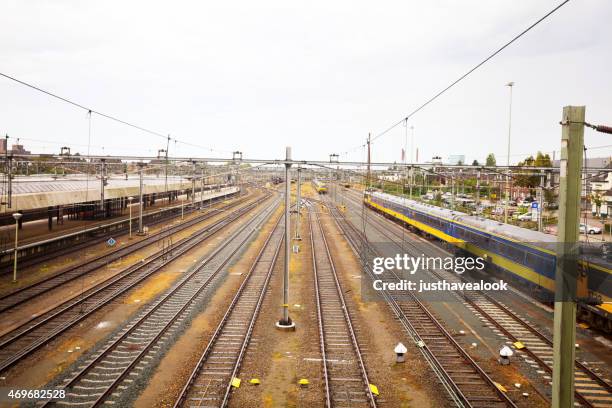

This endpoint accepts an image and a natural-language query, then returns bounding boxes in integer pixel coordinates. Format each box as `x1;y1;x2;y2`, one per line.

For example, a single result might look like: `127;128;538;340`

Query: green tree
472;160;479;166
515;151;553;188
485;153;496;166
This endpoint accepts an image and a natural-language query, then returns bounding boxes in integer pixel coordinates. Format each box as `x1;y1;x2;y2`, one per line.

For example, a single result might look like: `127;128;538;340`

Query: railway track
41;196;280;407
0;189;238;276
325;199;517;408
173;211;284;408
0;192;254;314
0;194;273;374
309;206;377;407
341;188;612;407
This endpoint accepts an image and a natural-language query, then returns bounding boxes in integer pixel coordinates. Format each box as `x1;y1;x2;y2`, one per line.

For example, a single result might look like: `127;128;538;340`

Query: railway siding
41;197;280;407
173;211;285;407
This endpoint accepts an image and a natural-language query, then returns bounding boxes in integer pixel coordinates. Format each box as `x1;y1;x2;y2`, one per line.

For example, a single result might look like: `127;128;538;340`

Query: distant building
0;140;31;155
447;155;465;165
590;164;612;194
10;144;30;155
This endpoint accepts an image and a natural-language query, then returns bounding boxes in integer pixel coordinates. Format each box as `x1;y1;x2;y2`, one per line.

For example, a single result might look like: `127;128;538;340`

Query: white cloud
1;0;610;164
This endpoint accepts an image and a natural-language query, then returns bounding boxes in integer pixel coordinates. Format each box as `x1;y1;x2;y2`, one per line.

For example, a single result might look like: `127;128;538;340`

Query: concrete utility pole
127;196;134;239
277;146;295;330
409;167;413;198
165;135;170;200
410;125;415;197
403;121;409;197
476;170;481;207
367;133;371;189
7;156;12;209
138;164;144;235
200;166;204;209
12;212;22;282
450;176;455;210
294;166;302;241
504;81;514;224
552;106;585;408
191;161;196;209
100;159;106;215
538;173;545;232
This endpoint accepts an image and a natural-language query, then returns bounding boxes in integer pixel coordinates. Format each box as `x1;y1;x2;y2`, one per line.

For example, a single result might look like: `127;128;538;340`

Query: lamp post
504;81;514;224
127;196;134;239
12;212;22;282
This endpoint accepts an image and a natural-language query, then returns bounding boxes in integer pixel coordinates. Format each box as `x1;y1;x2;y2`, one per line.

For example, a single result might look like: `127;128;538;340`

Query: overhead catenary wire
339;0;571;157
0;72;169;141
0;71;229;155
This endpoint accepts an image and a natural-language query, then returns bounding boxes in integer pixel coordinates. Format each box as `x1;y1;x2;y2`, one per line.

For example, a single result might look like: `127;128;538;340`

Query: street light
127;196;134;239
504;81;515;224
12;212;22;282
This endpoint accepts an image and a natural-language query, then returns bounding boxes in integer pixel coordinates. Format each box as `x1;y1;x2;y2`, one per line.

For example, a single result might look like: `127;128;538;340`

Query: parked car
580;224;602;234
517;212;533;221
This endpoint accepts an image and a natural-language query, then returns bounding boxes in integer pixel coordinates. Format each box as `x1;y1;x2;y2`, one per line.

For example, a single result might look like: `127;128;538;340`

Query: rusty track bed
309;206;376;407
0;193;252;314
0;189;238;276
0;194;272;375
40;197;280;407
172;211;284;408
326;197;516;408
342;187;612;407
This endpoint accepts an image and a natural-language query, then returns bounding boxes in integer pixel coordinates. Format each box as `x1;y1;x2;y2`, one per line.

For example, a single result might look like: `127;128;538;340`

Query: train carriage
312;179;328;194
364;190;612;332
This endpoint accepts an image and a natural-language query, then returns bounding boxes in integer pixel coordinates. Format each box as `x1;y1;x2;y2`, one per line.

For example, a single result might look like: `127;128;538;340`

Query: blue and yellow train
313;179;328;194
365;191;612;332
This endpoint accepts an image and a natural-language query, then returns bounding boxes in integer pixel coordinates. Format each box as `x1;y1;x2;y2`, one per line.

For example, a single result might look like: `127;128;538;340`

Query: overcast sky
1;0;610;165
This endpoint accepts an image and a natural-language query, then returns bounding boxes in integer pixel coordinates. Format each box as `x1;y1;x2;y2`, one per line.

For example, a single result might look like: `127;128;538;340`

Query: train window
457;227;466;238
499;242;509;256
506;244;525;263
526;252;543;272
491;239;502;255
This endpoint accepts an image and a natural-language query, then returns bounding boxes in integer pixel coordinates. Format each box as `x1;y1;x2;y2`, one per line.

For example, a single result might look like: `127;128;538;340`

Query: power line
369;0;571;144
0;72;169;140
0;71;230;154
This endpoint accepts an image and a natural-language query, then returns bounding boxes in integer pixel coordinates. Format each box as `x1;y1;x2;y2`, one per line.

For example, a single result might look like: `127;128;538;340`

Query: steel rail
328;203;470;407
0;192;250;313
348;187;612;407
326;199;517;407
0;187;236;258
173;212;284;408
0;195;272;374
312;211;332;408
42;197;280;407
309;207;377;407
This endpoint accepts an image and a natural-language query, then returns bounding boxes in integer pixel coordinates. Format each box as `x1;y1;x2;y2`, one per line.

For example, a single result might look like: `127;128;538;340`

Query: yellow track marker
494;382;508;393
